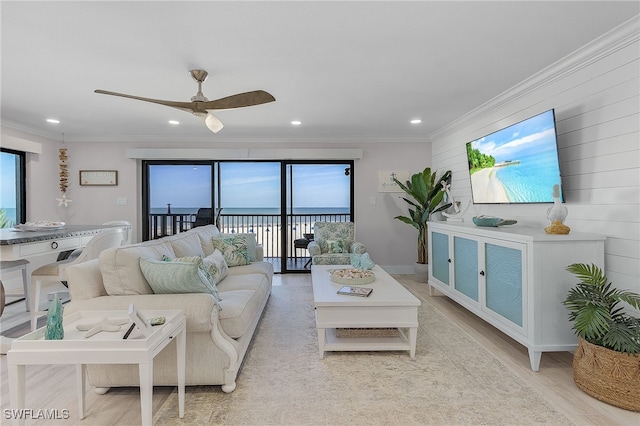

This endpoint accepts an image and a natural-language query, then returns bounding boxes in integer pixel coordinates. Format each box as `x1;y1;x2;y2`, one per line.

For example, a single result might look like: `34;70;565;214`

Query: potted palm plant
393;168;452;282
563;263;640;412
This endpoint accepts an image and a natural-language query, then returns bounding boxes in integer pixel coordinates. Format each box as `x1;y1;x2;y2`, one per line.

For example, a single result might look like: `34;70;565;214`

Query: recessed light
410;119;422;124
291;120;302;125
168;120;180;125
46;118;60;124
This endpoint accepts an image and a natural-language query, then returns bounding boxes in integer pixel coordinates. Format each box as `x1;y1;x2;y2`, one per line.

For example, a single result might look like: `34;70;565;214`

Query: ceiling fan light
204;112;224;133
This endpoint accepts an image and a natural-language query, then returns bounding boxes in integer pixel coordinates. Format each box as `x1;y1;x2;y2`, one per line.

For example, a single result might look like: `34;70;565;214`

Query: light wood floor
1;274;638;425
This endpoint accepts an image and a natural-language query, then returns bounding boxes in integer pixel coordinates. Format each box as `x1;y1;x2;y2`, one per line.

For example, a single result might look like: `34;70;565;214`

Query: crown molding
429;14;640;141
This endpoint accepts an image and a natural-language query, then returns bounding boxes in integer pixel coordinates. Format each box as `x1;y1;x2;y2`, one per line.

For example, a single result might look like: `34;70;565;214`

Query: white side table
8;309;186;425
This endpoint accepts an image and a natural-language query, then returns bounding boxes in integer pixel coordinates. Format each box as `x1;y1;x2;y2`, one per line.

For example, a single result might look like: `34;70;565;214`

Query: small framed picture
79;170;118;186
128;304;152;337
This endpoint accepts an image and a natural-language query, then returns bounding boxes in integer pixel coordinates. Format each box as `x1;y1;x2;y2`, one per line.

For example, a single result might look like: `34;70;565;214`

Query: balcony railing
148;213;350;259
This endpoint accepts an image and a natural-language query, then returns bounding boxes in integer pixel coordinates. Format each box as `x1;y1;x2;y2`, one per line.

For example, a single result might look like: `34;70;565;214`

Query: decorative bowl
330;268;375;285
472;216;517;227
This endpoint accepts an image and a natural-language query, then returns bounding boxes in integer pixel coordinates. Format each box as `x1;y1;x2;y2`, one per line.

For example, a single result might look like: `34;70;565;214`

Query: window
142;159;354;273
0;148;26;228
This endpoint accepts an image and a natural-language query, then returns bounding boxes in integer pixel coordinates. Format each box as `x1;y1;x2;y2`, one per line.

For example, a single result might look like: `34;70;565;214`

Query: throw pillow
212;235;251;266
221;233;257;261
327;239;344;254
203;250;229;284
139;256;221;303
350;253;375;270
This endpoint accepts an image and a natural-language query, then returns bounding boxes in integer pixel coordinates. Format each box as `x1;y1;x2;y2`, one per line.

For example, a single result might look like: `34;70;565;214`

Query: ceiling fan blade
95;89;196;110
198;90;276;110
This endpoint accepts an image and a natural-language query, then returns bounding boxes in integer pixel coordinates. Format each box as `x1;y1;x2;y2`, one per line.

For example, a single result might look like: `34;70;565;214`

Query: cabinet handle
447;259;451;263
51;241;58;249
479;270;485;276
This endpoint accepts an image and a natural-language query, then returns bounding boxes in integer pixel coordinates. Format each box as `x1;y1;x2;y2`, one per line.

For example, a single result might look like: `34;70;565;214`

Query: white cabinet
427;221;605;371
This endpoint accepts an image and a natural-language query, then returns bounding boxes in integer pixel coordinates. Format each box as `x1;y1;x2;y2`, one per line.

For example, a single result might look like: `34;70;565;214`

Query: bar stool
30;228;124;330
0;259;30;312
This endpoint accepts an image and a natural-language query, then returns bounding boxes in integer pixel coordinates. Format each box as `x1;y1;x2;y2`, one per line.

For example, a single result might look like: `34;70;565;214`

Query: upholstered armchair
308;222;367;265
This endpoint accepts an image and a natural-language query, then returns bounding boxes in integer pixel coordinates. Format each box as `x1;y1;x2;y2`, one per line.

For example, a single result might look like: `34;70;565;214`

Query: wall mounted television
466;109;563;204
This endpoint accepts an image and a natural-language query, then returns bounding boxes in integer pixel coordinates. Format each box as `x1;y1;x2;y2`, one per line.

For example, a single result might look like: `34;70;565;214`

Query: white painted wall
429;18;639;294
1;131;431;272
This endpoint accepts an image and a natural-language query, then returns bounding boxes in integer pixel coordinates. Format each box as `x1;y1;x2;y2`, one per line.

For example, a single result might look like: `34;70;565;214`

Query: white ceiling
1;1;638;144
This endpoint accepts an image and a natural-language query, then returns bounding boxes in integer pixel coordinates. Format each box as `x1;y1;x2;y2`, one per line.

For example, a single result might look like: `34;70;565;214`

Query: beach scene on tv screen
466;110;562;203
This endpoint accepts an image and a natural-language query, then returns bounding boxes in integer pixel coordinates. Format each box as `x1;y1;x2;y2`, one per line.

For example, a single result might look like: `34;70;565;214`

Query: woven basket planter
573;337;640;412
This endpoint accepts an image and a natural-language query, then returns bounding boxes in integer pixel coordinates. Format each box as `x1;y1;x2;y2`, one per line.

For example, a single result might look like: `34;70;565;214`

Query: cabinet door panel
453;236;478;301
485;243;523;327
431;231;450;285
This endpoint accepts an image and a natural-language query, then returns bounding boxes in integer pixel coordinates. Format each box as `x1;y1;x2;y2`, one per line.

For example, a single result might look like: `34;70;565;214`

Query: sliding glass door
143;162;213;239
143;160;353;273
219;162;281;264
283;162;353;272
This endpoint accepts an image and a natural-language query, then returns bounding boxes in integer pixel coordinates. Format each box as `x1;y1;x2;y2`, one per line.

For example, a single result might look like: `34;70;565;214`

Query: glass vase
45;294;64;340
545;184;570;234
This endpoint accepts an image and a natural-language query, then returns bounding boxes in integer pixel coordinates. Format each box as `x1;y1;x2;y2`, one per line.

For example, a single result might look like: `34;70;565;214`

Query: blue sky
470;110;558;162
150;163;350;209
1;152;17;208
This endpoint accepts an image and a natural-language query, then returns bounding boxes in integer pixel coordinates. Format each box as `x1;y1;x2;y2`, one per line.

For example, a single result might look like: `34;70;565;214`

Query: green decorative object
472;216;517;227
45;294;64;340
393;167;452;265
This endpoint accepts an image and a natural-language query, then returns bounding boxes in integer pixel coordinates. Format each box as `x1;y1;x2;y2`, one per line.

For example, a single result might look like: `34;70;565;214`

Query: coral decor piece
57;148;72;207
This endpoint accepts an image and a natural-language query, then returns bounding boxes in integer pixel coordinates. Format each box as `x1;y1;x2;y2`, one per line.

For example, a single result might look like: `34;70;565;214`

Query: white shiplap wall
429;16;640;294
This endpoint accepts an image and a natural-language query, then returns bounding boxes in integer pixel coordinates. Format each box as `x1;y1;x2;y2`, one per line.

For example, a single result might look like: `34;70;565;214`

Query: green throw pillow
327;239;345;254
212;236;251;266
221;233;257;261
140;256;221;303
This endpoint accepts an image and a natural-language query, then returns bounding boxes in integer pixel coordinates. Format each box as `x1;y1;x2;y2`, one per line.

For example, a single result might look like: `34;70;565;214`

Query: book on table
337;286;373;297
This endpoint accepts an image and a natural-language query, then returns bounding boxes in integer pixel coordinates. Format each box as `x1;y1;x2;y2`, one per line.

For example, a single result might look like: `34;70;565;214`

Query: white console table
427;221;605;371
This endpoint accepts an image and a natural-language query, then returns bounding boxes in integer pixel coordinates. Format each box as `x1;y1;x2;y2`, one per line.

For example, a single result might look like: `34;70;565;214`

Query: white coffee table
8;309;186;425
311;265;421;359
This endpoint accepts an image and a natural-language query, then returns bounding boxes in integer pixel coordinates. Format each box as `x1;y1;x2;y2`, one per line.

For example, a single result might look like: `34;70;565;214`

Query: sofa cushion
221;233;258;261
226;261;273;283
212;235;251;267
139;256;221;302
195;225;222;256
165;232;205;258
217;274;270;338
100;241;175;295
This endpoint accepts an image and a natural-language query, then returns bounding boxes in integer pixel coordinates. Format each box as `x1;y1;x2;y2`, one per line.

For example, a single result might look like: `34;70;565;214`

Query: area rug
153;277;573;425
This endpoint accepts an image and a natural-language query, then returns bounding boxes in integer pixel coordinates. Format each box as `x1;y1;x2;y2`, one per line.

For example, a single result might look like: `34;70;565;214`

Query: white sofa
64;225;272;393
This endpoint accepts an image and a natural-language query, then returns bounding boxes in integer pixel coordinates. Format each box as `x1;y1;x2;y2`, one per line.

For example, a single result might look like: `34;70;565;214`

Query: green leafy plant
0;208;14;229
563;263;640;354
393;168;452;264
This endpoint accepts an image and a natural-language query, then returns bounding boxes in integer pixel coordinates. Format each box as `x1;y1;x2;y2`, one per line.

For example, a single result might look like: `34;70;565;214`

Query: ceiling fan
95;69;275;133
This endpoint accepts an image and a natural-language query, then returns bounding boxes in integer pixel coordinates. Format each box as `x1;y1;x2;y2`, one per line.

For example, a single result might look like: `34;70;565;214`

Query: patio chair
307;222;367;265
